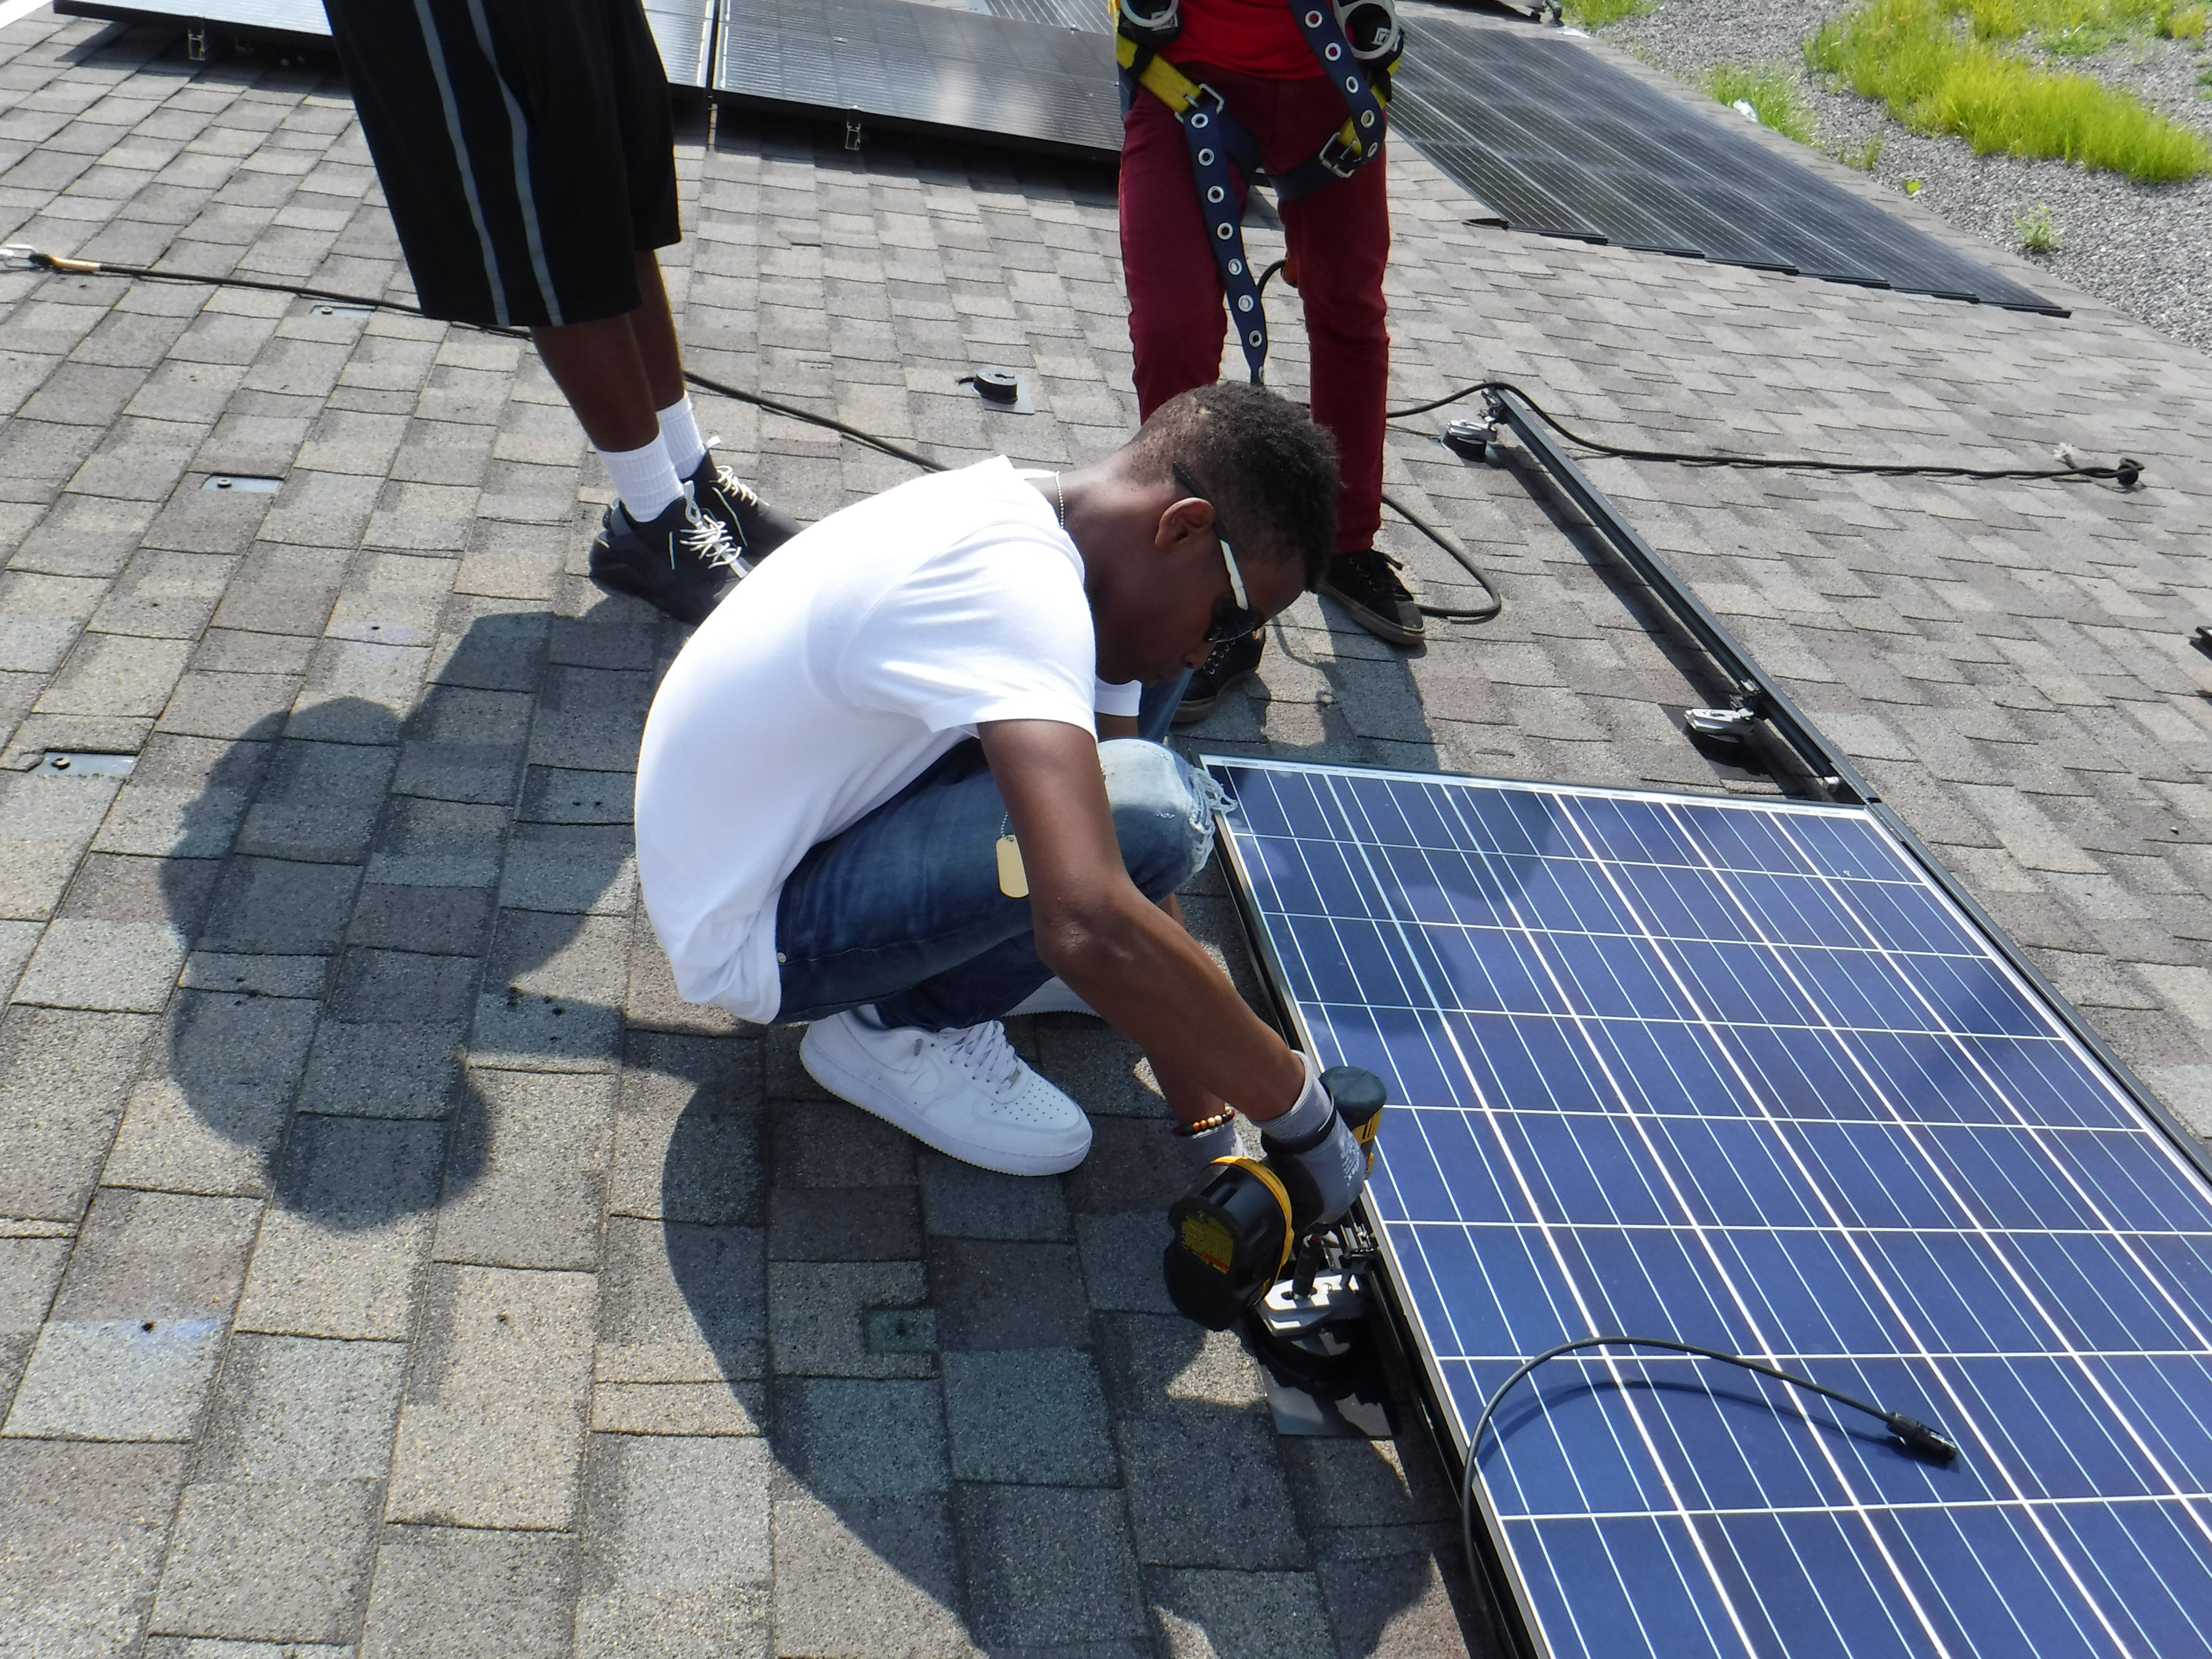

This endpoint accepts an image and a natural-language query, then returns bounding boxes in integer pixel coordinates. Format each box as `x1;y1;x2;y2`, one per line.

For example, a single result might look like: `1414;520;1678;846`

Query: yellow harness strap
1112;27;1375;159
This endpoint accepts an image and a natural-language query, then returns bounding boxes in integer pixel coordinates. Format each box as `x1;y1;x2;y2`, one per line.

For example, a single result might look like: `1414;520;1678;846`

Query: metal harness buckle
1317;129;1370;179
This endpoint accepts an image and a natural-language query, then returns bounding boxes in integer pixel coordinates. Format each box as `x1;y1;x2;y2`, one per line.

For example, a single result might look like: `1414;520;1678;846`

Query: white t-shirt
636;458;1125;1022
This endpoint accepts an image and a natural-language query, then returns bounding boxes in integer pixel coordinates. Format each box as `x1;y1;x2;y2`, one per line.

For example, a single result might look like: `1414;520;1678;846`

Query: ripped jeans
774;736;1224;1031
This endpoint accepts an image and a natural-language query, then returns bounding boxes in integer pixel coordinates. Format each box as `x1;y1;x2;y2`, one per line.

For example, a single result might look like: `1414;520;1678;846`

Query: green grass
1838;134;1889;167
1952;0;2206;44
1807;0;2212;181
1563;0;1653;24
1699;63;1821;143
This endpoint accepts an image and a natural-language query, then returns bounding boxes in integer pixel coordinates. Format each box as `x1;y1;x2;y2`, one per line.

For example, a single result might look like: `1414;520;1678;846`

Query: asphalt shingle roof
2;10;2211;1657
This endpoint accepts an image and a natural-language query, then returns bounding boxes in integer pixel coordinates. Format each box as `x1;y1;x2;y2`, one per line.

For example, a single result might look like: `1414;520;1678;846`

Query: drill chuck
1161;1066;1388;1329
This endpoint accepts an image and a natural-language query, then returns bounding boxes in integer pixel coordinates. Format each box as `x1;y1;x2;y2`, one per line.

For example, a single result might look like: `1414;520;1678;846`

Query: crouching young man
635;383;1368;1218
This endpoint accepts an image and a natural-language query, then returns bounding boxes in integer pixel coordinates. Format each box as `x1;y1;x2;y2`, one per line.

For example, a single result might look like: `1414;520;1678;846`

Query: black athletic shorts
323;0;680;328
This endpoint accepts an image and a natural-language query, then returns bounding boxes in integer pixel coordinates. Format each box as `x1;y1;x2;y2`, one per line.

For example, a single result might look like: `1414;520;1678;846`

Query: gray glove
1259;1055;1370;1227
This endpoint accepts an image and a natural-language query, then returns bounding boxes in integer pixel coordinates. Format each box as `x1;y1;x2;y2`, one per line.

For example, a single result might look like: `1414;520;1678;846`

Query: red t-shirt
1164;0;1323;80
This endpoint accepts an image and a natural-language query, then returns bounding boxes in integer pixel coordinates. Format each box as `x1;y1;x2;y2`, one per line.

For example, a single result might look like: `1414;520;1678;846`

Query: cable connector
1883;1412;1960;1465
2;246;102;275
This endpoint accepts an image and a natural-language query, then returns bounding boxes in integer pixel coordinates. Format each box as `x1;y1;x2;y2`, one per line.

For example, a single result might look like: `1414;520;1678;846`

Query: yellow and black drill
1161;1065;1387;1329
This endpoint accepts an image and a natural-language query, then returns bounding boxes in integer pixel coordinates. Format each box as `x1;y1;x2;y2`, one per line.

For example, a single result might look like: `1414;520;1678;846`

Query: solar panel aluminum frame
1202;753;2212;1659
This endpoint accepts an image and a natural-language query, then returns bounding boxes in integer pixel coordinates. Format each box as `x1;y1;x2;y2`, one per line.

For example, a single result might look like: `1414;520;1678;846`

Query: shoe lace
680;491;746;576
1197;629;1259;683
1335;547;1412;602
939;1020;1022;1093
702;436;760;509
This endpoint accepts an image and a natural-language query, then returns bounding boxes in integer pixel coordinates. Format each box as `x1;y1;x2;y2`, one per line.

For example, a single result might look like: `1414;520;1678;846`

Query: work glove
1259;1054;1375;1227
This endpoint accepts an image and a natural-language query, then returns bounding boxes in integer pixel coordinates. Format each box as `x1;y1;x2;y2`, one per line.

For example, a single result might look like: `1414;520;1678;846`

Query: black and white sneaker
1172;629;1267;727
688;438;800;570
588;483;745;627
1319;548;1425;647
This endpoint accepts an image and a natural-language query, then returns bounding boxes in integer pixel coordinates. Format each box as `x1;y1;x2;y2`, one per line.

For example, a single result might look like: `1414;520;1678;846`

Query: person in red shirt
1118;0;1419;726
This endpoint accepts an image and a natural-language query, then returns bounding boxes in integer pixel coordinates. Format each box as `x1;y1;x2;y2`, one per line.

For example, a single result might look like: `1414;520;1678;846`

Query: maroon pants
1118;66;1390;554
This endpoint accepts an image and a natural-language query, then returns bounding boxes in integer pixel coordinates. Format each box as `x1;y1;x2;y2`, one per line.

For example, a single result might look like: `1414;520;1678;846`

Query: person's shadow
160;597;1474;1652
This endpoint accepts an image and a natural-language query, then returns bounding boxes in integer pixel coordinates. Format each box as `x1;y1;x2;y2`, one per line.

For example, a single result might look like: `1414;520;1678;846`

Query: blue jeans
775;728;1218;1031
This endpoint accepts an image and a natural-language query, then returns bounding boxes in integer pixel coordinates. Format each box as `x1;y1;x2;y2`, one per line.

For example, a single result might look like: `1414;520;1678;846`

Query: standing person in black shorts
320;0;797;625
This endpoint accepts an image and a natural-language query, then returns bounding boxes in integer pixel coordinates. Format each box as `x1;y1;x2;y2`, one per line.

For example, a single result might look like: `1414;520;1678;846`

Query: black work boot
687;442;800;569
1173;630;1267;727
588;483;744;627
1319;548;1424;647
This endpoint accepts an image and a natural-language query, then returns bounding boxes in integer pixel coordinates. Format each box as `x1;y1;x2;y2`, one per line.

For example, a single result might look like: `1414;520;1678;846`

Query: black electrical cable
1;247;944;472
1380;490;1501;621
1393;378;2145;487
1460;1334;1959;1611
8;244;1500;615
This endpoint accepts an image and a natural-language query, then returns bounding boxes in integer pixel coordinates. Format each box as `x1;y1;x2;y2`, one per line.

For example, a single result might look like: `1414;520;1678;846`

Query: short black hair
1127;383;1339;590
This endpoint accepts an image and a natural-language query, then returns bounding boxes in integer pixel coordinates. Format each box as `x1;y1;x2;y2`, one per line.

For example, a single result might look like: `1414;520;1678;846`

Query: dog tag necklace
995;476;1068;900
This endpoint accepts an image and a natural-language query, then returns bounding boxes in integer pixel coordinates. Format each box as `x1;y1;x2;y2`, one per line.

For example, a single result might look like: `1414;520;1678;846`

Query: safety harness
1115;0;1403;383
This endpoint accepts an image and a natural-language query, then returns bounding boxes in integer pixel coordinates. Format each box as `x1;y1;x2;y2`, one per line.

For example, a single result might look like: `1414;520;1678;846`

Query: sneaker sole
1317;578;1426;648
799;1019;1092;1177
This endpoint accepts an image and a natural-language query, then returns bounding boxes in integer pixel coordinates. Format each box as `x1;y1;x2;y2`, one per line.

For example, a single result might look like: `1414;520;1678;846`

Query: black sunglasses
1171;462;1265;645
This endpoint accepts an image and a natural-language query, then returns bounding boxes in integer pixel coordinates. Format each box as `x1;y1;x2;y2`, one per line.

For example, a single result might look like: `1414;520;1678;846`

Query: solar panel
49;0;719;89
976;0;1102;30
55;0;333;42
1205;756;2212;1659
1391;8;2064;313
646;0;719;91
714;0;1120;161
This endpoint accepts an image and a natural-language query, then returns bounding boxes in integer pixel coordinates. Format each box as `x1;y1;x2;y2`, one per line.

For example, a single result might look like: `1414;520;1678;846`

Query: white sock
600;437;683;524
657;396;707;478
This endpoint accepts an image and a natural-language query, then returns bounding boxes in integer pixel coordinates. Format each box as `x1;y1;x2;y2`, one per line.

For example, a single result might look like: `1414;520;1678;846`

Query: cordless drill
1161;1065;1387;1329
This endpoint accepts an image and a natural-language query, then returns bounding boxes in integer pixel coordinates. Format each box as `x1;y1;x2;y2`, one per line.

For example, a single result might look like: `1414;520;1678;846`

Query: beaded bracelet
1171;1107;1238;1139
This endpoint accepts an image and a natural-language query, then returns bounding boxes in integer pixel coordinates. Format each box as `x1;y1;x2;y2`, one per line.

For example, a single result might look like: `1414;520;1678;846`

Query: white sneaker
799;1010;1093;1175
1004;976;1101;1020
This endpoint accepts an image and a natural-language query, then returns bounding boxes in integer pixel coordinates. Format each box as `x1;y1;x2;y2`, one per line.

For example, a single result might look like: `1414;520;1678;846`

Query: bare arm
980;718;1304;1123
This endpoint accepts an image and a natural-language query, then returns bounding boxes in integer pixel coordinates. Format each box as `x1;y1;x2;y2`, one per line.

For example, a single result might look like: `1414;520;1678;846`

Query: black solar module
647;0;719;91
1391;6;2064;313
49;0;721;88
977;0;1103;30
714;0;1120;161
1208;756;2212;1659
55;0;333;44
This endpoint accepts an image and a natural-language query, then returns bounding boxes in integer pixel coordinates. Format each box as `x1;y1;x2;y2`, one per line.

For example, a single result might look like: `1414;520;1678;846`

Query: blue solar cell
1205;759;2212;1659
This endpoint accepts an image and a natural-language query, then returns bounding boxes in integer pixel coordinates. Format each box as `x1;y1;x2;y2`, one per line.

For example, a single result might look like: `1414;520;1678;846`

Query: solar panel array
715;0;1120;160
1390;5;2062;313
971;0;2055;311
1207;757;2212;1659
